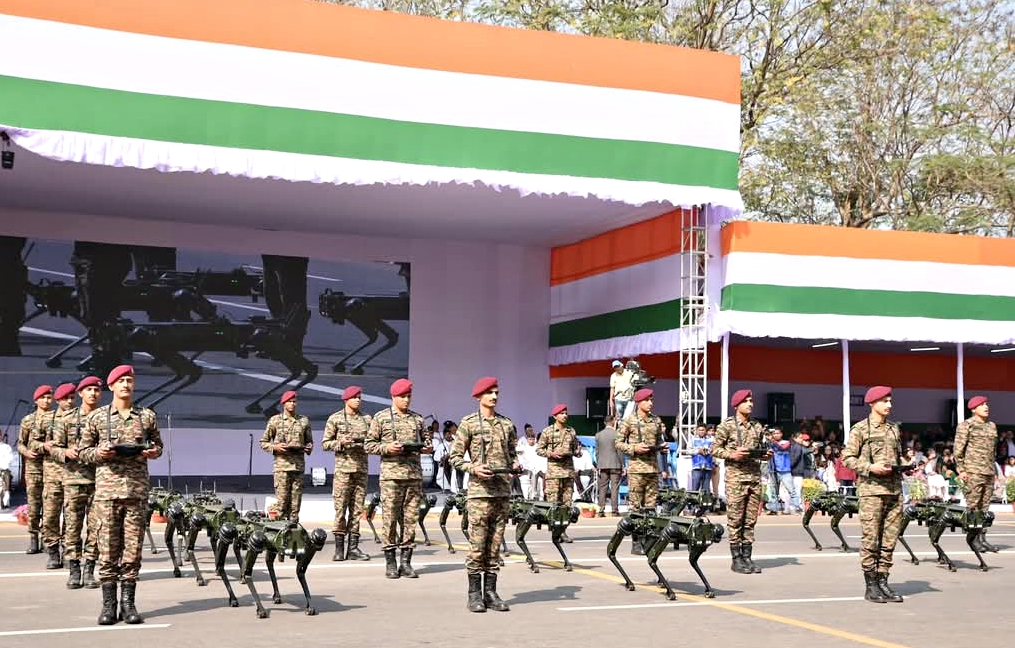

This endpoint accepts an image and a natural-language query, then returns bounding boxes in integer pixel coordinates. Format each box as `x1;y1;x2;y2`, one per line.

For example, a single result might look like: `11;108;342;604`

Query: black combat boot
730;544;751;574
467;573;486;613
346;534;370;561
332;534;346;561
979;530;1000;553
83;560;98;589
742;544;762;573
863;571;887;603
383;548;400;579
876;574;903;603
483;572;510;612
399;547;418;578
119;581;143;624
631;535;645;556
46;544;63;569
67;560;82;589
27;532;41;555
98;582;118;625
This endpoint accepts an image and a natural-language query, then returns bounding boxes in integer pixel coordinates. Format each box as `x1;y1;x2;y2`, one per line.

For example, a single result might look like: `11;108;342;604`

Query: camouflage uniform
841;418;904;575
450;412;518;575
31;409;68;552
260;412;312;520
322;409;371;537
712;417;765;545
54;407;98;565
17;413;46;541
615;413;665;511
954;416;998;513
364;407;429;550
78;405;163;583
536;425;579;505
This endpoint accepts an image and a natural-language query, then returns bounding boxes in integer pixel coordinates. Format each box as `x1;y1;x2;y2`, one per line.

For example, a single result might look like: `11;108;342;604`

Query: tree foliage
321;0;1015;234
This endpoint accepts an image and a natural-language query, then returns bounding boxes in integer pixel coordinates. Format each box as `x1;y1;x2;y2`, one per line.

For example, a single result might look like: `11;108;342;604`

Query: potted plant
14;504;28;526
575;502;599;518
800;478;826;510
1006;477;1015;512
906;478;928;503
267;502;280;520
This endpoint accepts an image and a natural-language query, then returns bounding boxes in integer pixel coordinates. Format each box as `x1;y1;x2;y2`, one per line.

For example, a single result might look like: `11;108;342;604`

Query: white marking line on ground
846;534;1015;539
558;596;864;612
0;558;527;579
0;624;171;637
17;326;391;405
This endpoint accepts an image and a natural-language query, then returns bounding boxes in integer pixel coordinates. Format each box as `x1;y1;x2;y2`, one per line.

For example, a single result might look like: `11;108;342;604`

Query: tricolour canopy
0;0;743;226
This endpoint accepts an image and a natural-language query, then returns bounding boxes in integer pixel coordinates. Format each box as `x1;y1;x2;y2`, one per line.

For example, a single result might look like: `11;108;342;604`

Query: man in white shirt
573;441;595;501
516;425;540;499
609;360;635;421
0;433;13;509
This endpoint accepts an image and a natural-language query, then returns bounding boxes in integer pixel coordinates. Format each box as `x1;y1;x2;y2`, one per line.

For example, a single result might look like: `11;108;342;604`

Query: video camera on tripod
626;360;655;390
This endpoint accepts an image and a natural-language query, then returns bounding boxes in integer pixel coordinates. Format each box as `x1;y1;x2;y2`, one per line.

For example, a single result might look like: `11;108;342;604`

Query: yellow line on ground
537;559;916;648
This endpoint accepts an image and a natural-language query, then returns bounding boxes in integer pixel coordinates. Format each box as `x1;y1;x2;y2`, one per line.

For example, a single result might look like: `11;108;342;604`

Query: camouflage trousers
24;470;43;534
858;493;903;574
332;471;367;535
544;477;574;505
725;480;762;545
41;469;65;548
963;472;994;512
93;498;145;583
465;497;510;575
274;469;304;521
626;472;659;511
64;483;97;562
380;478;421;550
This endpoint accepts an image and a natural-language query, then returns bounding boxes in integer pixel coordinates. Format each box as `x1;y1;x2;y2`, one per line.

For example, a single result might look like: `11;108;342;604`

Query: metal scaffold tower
676;206;708;449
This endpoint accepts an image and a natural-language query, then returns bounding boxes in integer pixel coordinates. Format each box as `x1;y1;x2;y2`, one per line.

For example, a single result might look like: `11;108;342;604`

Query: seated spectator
1004;456;1015;479
924;447;947;499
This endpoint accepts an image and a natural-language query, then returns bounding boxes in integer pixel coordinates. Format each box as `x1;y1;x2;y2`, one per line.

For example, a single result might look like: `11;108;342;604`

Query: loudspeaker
586;387;609;420
767;392;795;425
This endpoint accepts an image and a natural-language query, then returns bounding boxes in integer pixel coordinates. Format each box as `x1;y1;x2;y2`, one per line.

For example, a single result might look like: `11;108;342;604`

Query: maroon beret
342;385;362;400
390;378;413;397
551;403;568;416
33;385;53;401
634;388;654;403
54;383;77;401
967;395;988;410
730;389;752;408
472;376;498;398
864;385;892;404
76;376;102;392
106;364;134;387
280;390;297;405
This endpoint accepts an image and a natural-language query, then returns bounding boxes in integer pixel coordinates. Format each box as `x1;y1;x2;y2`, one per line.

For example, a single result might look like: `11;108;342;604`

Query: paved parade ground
1;510;1011;648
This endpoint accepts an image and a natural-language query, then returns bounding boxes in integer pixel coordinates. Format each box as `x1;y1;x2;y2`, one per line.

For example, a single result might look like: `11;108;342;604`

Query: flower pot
268;510;279;520
151;513;167;524
580;508;596;518
16;512;28;526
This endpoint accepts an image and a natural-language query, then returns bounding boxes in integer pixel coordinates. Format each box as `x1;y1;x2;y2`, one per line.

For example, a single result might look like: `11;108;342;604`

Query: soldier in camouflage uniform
322;385;372;562
17;385;52;554
32;382;76;569
842;385;906;604
616;388;668;555
78;365;163;625
260;390;313;521
954;395;1000;553
53;376;103;589
536;404;582;542
712;389;770;574
364;378;433;579
450;377;519;613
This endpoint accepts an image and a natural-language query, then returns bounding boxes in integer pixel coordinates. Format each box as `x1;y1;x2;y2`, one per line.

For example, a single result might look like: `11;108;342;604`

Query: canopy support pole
720;332;730;420
956;343;965;428
841;340;851;442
